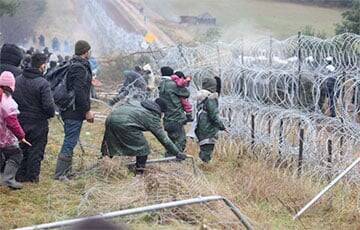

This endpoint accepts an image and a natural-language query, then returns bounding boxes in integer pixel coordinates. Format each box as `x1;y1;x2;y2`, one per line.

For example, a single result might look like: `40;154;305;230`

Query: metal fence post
279;119;284;156
251;114;255;146
298;124;304;176
327;139;333;181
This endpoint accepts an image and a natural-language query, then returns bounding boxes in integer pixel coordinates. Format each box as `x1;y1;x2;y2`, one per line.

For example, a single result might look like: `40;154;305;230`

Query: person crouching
101;98;186;174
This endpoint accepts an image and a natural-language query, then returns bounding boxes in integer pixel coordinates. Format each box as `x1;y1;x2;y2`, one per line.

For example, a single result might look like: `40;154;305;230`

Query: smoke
82;0;144;55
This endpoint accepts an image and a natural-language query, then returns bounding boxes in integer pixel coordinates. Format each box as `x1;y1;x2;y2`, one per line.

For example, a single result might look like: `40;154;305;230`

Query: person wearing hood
0;71;31;189
12;53;56;183
194;77;226;163
54;40;94;180
0;44;23;78
158;66;190;157
101;98;186;174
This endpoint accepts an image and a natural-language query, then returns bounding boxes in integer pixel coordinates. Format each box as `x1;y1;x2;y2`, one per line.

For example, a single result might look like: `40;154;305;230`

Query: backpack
45;62;82;111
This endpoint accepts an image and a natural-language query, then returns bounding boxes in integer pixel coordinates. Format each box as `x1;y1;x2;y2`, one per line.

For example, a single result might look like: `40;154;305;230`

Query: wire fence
104;33;360;183
30;33;359;229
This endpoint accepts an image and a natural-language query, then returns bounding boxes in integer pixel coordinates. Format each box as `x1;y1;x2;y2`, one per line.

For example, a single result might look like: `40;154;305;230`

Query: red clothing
171;75;188;88
5;115;25;140
0;93;25;147
171;75;192;113
0;88;3;101
180;98;192;113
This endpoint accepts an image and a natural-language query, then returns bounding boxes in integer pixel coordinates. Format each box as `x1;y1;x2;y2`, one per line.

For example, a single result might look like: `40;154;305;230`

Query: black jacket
60;56;92;121
13;68;56;123
0;63;23;78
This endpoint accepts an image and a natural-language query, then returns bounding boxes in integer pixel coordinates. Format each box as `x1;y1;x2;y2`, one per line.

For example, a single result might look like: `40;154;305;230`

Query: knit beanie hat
174;71;185;78
0;44;23;67
160;66;174;76
202;77;217;93
75;40;91;55
0;71;16;92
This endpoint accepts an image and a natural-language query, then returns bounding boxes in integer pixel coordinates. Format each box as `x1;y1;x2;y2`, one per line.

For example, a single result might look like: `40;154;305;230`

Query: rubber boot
54;157;72;180
135;155;147;175
0;152;5;178
1;160;23;189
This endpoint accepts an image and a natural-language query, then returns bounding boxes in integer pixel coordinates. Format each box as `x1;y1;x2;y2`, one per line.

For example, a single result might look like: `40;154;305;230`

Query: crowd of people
0;39;226;190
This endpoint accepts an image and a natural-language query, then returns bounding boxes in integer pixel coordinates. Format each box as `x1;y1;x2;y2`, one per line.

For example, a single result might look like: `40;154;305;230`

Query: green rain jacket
158;77;190;127
101;100;181;157
195;90;225;145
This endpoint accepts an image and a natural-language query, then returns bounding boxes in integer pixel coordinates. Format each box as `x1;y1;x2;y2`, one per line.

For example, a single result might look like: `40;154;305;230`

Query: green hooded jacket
101;100;181;157
195;90;225;142
158;77;190;126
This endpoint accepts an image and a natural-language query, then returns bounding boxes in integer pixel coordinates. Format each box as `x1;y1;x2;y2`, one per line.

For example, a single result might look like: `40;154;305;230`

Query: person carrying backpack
54;40;94;180
194;77;226;163
13;53;55;183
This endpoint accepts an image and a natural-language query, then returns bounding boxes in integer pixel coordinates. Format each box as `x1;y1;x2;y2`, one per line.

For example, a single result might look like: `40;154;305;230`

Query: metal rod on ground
75;155;198;177
222;197;253;230
16;195;253;230
293;157;360;220
126;155;198;175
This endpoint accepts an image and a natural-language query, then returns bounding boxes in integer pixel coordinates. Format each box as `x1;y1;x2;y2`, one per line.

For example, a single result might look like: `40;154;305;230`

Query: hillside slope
140;0;343;40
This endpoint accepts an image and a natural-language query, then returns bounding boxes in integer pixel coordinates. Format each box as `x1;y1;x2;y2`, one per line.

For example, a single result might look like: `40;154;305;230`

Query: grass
141;0;343;40
0;103;359;229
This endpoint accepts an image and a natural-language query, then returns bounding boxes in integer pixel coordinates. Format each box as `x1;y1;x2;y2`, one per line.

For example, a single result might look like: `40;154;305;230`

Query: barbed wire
125;33;360;183
54;33;360;229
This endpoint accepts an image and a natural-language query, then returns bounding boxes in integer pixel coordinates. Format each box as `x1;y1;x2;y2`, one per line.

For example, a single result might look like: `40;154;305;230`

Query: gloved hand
176;153;187;161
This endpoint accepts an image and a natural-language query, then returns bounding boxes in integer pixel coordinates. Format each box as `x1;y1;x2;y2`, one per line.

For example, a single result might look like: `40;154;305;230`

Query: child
0;71;30;189
171;71;193;122
194;77;226;163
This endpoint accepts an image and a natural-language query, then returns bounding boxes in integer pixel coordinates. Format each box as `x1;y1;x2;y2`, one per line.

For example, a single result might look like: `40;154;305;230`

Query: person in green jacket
194;77;226;163
101;98;186;173
158;67;190;156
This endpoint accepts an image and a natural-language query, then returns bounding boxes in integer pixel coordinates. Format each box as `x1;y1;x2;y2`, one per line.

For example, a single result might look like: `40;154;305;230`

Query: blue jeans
59;119;83;159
